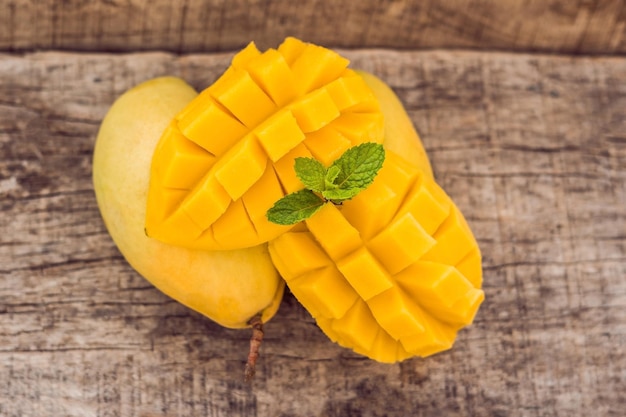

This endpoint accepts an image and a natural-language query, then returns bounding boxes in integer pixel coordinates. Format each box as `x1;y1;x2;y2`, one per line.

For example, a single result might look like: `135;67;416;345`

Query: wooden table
1;2;625;416
1;48;624;417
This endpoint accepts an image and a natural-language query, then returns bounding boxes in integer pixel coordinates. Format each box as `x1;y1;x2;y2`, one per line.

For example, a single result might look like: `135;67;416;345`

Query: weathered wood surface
2;0;626;55
0;49;625;416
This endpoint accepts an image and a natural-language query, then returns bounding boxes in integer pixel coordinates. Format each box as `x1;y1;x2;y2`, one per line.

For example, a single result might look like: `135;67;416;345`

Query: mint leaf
331;143;385;190
266;143;386;225
266;189;326;225
322;187;362;201
324;165;341;190
294;157;326;193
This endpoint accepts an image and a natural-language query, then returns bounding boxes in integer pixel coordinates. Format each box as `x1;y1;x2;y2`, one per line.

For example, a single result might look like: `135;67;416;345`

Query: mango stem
244;313;264;382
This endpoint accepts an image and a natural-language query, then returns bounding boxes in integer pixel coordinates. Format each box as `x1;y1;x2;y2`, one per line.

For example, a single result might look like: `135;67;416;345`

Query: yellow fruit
357;71;433;179
268;151;483;362
93;36;482;367
145;38;385;251
267;71;482;362
92;77;284;330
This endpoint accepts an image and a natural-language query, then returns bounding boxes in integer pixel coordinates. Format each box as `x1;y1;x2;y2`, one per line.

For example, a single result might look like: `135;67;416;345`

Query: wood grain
1;0;625;55
1;49;625;416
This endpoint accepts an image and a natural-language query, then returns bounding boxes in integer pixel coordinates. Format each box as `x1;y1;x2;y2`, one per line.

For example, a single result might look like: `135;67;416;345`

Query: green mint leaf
322;187;362;201
294;157;327;193
331;142;385;191
266;189;326;225
324;165;341;190
266;143;387;225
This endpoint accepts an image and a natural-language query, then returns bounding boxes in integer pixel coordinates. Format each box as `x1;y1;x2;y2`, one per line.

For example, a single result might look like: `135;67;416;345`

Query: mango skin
357;71;433;179
92;77;284;329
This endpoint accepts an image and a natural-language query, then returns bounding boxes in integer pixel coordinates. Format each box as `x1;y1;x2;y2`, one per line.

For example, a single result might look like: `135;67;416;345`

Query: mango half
266;71;483;362
145;38;385;251
92;77;284;329
269;150;483;362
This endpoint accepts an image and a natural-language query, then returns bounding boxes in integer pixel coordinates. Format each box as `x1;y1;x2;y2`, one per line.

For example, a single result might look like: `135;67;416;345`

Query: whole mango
92;77;284;331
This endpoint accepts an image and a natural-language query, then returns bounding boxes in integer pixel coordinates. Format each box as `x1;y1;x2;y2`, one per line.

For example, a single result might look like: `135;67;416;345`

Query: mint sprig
267;143;385;225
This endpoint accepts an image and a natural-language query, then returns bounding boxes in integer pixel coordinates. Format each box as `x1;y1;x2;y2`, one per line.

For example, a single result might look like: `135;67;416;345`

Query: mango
92;77;284;330
93;37;483;367
145;38;385;251
268;73;483;362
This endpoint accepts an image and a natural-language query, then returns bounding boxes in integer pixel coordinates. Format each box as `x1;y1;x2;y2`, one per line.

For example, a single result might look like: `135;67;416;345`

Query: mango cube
330;299;379;352
241;163;291;239
277;37;307;66
255;110;305;162
397;262;484;325
329;113;384;144
325;71;375;111
367;213;436;274
306;204;362;261
421;207;477;265
230;41;262;69
303;126;352;166
290;43;350;94
289;266;359;319
211;199;258;249
152;122;215;189
268;232;330;280
397;176;450;235
180;175;231;230
336;247;394;301
366;286;426;340
353;329;401;364
145;184;188;231
399;317;456;357
210;69;277;128
214;136;267;201
341;181;399;239
289;88;340;132
246;48;298;107
456;248;483;288
177;97;247;156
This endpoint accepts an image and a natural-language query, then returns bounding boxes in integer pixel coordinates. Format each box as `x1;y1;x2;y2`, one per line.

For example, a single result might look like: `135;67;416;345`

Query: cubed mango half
268;150;484;362
146;37;385;250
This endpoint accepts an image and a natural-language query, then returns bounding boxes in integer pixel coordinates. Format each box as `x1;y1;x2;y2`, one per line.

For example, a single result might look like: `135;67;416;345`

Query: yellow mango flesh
93;77;284;329
268;151;483;362
145;38;385;250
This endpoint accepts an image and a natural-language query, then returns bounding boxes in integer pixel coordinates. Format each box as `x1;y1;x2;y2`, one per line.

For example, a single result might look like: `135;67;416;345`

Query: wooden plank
1;0;625;54
0;49;625;416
